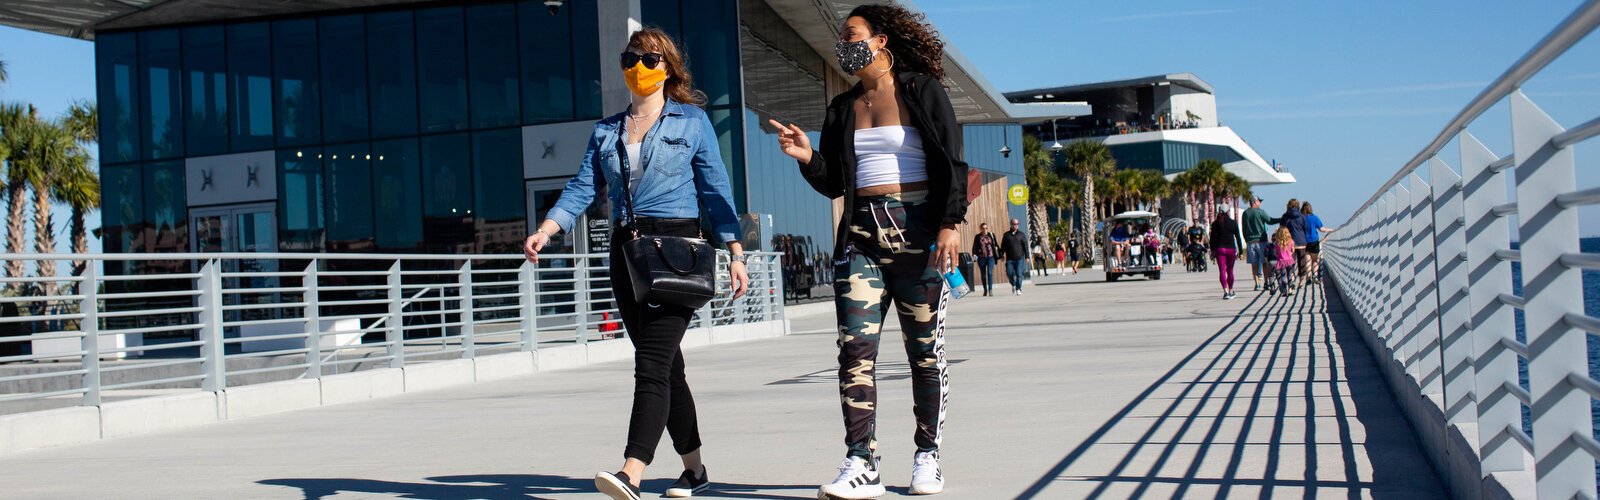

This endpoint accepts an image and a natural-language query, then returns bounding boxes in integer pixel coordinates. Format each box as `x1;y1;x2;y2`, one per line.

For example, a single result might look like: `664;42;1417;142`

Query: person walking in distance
1240;197;1271;292
1268;198;1308;291
1053;239;1068;273
1067;236;1081;275
999;219;1028;296
972;222;1000;296
1208;206;1244;300
523;28;749;500
1301;201;1331;285
769;4;967;497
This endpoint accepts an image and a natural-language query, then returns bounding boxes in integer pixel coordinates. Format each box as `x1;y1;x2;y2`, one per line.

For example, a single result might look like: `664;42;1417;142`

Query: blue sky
917;0;1600;235
1;1;1598;254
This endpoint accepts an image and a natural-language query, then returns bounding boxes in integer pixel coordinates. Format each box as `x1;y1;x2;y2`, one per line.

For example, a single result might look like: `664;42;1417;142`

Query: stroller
1185;242;1208;272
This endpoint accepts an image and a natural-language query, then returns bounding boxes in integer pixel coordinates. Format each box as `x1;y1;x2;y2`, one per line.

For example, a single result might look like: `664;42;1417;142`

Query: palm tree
25;122;84;296
1024;136;1062;253
0;56;8;84
58;102;99;276
1138;170;1172;213
0;103;35;283
1062;139;1115;251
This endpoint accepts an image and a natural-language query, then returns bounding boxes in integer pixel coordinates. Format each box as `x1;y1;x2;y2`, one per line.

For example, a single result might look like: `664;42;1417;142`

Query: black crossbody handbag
615;132;717;309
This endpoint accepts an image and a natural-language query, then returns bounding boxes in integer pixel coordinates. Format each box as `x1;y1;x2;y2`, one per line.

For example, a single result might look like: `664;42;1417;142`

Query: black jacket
799;71;971;257
999;230;1028;261
1269;208;1307;246
1208;217;1243;250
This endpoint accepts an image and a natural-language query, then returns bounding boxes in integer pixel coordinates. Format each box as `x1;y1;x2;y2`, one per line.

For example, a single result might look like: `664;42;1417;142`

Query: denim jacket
547;99;741;245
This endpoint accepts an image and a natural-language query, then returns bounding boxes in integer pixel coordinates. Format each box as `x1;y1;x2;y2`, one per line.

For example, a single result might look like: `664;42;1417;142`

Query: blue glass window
277;148;325;252
569;0;602;119
519;1;575;124
143;160;188;254
101;164;145;255
273;19;321;146
681;0;738;107
182;26;228;156
367;11;418;138
228;22;274;152
421;133;473;252
139;29;183;160
417;7;469;133
372;138;423;251
96;32;140;164
467;4;520;129
323;143;375;252
320;15;369;143
472;128;526;253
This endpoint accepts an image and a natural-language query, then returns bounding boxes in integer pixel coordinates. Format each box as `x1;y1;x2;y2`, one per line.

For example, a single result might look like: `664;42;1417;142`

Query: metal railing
0;250;784;414
1320;1;1600;497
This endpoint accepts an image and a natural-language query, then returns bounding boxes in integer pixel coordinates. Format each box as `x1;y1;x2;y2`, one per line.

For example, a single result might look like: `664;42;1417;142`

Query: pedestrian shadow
259;474;815;500
1013;281;1446;499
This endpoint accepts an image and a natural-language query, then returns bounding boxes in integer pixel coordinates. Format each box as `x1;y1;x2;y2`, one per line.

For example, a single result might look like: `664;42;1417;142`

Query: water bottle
932;244;971;299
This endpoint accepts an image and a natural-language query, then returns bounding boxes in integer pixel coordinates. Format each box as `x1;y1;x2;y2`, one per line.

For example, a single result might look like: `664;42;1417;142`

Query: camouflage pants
834;191;951;461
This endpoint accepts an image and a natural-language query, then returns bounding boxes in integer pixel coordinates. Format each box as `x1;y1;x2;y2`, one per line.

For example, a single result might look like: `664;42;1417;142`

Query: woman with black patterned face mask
770;4;967;498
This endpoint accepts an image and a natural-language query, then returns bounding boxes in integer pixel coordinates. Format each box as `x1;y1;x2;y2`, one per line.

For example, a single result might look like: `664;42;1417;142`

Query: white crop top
854;126;928;188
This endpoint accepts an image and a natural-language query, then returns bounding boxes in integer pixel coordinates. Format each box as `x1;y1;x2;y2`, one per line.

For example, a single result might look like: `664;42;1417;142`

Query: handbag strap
616;122;641;240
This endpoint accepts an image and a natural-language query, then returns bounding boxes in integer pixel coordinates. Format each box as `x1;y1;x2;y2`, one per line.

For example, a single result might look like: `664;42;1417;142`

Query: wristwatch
731;254;749;264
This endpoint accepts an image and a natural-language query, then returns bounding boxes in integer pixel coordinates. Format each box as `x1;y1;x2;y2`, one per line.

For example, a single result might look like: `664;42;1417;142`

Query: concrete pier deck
0;268;1445;499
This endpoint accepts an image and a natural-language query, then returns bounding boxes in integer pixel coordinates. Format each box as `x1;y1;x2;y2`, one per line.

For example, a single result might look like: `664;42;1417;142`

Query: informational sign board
1008;185;1029;206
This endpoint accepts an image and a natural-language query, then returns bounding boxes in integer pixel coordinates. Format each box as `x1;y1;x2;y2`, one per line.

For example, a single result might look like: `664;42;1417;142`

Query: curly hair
847;4;945;80
627;27;707;106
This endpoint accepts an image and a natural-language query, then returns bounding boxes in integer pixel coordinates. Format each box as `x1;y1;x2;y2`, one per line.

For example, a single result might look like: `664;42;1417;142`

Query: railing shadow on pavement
258;474;818;500
1015;281;1443;499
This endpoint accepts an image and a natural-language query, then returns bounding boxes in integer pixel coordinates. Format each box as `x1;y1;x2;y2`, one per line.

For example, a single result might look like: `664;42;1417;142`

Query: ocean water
1506;238;1600;470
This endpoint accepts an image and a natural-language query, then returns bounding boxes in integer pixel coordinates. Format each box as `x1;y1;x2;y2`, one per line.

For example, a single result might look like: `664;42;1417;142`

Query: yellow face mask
624;62;668;97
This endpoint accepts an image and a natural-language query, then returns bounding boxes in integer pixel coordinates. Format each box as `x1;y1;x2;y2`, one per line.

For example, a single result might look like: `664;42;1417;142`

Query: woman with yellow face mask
523;27;747;500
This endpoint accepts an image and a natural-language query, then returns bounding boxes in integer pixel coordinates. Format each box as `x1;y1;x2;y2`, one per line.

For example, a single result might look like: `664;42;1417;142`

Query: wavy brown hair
847;4;945;80
1301;201;1314;215
627;27;706;106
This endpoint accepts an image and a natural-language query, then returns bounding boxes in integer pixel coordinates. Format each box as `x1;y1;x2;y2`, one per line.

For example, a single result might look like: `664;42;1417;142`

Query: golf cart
1101;210;1163;282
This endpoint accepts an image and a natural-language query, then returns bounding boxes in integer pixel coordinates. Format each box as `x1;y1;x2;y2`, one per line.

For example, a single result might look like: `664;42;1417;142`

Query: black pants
611;218;703;464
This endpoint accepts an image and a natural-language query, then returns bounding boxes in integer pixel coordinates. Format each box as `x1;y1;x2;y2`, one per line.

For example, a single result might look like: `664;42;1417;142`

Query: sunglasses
620;51;665;69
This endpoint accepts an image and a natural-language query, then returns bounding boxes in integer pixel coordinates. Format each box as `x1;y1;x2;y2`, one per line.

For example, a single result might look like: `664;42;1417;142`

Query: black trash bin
958;252;976;291
0;302;25;358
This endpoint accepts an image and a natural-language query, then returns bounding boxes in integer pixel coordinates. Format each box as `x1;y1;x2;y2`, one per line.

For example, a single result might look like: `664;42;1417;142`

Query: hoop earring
875;48;894;76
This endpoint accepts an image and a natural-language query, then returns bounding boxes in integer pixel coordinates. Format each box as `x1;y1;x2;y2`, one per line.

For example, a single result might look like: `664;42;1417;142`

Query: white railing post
387;261;405;369
1429;157;1476;425
1462;131;1524;475
198;259;226;392
1509;92;1591;499
459;261;475;359
1407;173;1442;395
520;260;537;351
575;257;589;344
303;260;321;379
79;263;100;406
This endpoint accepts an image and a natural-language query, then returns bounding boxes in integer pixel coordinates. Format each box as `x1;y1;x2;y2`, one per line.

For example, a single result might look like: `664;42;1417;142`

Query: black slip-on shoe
664;466;710;497
596;470;642;500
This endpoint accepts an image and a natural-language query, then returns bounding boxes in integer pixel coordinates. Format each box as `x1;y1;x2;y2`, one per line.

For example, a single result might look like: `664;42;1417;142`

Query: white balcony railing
0;250;784;415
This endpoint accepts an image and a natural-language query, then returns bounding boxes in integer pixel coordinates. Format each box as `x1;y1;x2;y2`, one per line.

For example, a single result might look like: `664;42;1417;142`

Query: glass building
12;0;1091;270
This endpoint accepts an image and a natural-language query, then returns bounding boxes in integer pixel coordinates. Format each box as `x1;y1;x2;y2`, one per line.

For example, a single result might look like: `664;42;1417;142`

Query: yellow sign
1008;185;1029;206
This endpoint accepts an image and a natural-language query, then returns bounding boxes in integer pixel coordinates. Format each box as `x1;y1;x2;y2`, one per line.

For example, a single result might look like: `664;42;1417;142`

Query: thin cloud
1229;106;1457;120
1096;7;1256;23
1316;81;1486;98
922;4;1036;14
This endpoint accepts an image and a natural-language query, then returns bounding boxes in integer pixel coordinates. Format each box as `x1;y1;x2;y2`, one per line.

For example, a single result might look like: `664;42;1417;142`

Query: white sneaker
909;451;944;495
818;456;885;499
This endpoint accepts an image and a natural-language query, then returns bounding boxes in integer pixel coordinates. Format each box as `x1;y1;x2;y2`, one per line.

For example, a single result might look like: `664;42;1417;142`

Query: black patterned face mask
835;39;875;75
